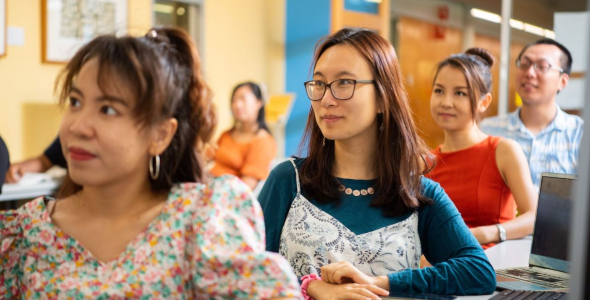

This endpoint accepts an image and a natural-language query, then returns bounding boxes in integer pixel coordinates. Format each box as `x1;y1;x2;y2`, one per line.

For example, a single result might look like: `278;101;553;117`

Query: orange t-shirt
209;130;277;180
426;136;516;249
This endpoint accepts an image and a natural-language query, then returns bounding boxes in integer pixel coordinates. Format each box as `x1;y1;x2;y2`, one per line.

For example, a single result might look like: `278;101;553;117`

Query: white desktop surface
458;238;532;300
0;169;66;202
0;180;61;202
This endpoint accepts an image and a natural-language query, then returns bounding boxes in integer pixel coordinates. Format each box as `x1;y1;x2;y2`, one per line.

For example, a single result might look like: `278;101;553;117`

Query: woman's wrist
306;279;322;299
301;274;322;300
481;225;500;243
373;275;390;291
492;224;503;243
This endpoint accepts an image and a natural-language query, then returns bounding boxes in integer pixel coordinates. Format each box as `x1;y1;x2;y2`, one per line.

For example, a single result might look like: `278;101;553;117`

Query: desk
459;238;532;300
0;169;65;203
0;179;62;202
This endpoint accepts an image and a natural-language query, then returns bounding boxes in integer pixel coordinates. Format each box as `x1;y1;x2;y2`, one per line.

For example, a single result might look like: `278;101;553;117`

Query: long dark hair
299;28;433;217
231;81;270;134
56;27;216;197
433;48;495;122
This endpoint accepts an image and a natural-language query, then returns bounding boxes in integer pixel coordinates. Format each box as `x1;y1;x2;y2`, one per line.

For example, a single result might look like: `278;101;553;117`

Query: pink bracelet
301;274;321;300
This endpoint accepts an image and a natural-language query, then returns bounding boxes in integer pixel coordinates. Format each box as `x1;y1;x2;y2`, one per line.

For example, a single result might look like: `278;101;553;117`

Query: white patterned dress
278;159;421;277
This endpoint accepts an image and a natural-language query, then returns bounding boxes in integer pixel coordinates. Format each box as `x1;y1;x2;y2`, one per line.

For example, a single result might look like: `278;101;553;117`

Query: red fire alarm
434;5;449;39
438;5;449;20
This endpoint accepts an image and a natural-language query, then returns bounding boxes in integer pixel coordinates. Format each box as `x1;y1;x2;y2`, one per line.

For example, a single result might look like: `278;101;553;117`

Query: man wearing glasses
481;38;583;191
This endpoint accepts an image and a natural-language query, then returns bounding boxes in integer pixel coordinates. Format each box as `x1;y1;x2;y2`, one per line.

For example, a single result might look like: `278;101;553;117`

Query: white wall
554;12;588;110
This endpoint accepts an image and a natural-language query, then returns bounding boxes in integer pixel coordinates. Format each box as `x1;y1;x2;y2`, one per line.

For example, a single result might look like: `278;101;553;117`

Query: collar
509;105;567;133
552;105;568;131
507;108;526;132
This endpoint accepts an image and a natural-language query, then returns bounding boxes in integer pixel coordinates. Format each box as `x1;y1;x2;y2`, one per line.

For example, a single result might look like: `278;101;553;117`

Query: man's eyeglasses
303;79;375;101
516;58;564;74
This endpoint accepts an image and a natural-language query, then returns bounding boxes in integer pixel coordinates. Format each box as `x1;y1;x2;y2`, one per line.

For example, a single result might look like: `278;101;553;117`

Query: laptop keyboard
496;268;568;289
489;289;566;300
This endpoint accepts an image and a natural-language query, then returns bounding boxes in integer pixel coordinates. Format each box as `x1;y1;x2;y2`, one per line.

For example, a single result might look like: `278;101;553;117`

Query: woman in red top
427;48;537;249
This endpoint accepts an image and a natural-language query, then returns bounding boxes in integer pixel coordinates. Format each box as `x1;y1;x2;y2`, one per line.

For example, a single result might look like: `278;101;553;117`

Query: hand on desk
307;261;389;300
470;225;499;244
5;155;53;183
307;280;388;300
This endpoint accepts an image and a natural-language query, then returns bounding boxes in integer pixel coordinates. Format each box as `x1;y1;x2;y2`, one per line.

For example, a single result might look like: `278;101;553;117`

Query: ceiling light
544;30;556;39
471;8;501;23
509;19;524;30
524;23;545;36
470;8;555;38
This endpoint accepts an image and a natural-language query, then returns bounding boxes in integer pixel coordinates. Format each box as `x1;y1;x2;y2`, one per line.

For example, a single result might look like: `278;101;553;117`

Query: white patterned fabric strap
288;158;301;194
279;160;422;278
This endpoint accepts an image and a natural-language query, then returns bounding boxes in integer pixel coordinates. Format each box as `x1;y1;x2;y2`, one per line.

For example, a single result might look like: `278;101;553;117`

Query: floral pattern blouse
0;176;301;299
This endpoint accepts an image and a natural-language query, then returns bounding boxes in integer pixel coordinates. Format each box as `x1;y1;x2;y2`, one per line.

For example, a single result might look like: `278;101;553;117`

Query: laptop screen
530;174;575;262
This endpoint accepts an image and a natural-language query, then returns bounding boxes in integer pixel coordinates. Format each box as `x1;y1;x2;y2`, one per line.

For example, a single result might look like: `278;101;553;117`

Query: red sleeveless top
426;136;516;249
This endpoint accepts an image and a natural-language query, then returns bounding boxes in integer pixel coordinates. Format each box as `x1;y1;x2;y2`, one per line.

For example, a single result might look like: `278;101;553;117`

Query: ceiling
448;0;588;29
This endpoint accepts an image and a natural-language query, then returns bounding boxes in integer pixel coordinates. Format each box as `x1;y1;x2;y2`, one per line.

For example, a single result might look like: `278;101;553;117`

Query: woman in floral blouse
0;27;300;299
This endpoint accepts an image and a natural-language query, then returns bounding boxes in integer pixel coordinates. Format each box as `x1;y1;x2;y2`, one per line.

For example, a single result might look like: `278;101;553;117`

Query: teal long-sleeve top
258;158;496;295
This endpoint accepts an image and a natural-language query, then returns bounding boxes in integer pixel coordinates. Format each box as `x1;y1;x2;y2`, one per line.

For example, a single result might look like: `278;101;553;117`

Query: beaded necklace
338;184;375;197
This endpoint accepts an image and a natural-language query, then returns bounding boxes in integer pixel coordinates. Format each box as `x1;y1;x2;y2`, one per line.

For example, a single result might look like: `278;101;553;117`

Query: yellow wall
264;0;286;95
203;0;285;136
0;0;152;162
1;0;62;162
1;0;285;162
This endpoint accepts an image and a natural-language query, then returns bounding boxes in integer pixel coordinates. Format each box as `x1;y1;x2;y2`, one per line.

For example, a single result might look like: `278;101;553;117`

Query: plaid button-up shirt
480;106;584;191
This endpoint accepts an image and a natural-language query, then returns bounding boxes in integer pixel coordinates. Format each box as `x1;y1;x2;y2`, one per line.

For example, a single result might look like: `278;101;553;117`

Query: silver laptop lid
529;173;577;273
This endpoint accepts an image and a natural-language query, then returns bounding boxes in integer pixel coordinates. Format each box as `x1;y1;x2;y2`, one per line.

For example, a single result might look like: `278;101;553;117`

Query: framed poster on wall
0;0;6;57
42;0;128;63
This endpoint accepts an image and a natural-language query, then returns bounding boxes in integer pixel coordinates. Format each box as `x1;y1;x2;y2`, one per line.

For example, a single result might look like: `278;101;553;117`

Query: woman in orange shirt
210;82;277;190
426;48;537;249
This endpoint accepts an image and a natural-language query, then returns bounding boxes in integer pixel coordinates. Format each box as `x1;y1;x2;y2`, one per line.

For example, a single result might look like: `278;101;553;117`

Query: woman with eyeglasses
258;28;495;299
0;27;300;299
208;81;277;190
426;48;537;250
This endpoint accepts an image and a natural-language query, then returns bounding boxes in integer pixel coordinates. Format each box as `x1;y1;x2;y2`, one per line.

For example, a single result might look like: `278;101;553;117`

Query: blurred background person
427;48;537;250
0;136;9;192
209;82;277;190
480;38;583;191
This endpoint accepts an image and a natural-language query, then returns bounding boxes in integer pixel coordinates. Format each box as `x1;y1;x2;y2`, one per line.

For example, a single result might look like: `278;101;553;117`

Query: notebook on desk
495;173;576;291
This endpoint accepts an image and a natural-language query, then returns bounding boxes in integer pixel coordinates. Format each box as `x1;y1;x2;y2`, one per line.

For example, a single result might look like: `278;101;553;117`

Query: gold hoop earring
149;155;161;180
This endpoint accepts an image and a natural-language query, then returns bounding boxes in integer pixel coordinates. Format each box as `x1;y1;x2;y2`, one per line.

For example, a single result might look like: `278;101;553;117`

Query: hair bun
465;48;496;69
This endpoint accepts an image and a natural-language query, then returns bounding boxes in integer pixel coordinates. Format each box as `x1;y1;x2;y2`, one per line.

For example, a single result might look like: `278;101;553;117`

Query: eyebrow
70;86;130;108
434;83;468;89
521;55;549;62
313;70;357;78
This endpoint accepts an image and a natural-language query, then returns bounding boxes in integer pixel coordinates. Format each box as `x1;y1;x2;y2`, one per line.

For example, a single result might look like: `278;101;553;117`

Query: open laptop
495;173;576;291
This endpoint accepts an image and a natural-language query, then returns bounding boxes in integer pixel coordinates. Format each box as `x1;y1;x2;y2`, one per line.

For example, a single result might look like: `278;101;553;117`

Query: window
153;0;203;57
